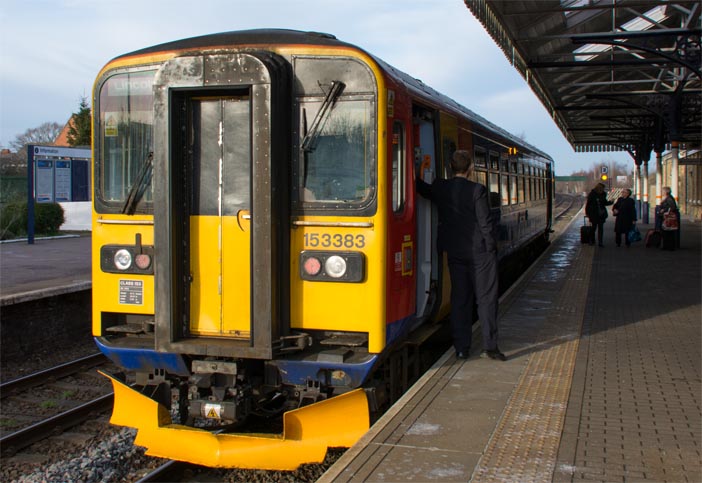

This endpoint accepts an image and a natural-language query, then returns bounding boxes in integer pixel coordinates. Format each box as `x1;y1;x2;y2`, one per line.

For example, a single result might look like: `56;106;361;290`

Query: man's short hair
451;150;473;174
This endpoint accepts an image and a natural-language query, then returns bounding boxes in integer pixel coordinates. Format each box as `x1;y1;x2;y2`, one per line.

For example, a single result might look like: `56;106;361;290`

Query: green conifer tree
66;97;91;147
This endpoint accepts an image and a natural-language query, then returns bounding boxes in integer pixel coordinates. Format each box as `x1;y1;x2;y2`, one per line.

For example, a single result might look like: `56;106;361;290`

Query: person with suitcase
585;183;613;246
581;217;593;244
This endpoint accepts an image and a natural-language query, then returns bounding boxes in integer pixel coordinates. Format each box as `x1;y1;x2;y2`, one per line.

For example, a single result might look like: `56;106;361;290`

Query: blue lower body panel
273;355;378;388
94;337;190;376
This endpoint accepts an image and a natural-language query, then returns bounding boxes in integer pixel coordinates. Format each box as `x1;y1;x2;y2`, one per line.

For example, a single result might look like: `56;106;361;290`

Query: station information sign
26;145;91;244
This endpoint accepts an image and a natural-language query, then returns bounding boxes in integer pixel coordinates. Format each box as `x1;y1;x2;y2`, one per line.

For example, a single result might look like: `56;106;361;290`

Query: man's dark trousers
447;251;499;354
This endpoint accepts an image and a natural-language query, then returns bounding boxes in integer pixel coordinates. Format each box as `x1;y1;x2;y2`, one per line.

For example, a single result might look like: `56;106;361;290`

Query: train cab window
392;121;405;213
96;70;156;212
297;98;374;208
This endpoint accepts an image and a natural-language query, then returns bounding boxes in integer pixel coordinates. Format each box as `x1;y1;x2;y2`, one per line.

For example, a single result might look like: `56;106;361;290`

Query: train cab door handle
237;210;251;231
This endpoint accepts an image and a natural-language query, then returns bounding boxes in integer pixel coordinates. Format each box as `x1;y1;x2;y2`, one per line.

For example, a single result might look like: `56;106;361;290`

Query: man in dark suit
417;150;505;361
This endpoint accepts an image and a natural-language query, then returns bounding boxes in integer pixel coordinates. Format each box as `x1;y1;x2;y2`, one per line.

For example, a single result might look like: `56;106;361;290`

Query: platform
320;215;701;482
0;235;92;305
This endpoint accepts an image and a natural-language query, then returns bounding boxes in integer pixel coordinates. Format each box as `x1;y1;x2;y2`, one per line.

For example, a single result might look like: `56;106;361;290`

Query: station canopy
463;0;701;161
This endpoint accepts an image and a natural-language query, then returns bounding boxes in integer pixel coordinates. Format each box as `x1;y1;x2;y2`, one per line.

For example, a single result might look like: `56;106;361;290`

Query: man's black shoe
480;349;507;361
456;350;469;359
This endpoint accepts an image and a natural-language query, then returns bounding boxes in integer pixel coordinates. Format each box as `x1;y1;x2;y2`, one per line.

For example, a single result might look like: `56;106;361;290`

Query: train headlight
324;255;347;278
114;249;133;270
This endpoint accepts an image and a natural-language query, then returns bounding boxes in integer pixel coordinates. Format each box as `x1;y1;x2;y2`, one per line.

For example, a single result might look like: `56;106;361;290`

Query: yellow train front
91;29;554;470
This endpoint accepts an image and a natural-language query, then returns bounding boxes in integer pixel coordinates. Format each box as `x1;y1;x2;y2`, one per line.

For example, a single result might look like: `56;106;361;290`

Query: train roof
377;58;553;163
116;28;553;163
116;28;352;58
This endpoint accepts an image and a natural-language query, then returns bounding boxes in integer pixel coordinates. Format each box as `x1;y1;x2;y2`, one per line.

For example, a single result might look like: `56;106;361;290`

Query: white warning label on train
119;280;143;305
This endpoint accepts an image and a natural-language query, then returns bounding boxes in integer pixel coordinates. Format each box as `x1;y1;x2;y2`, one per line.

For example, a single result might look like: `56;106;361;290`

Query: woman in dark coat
585;183;613;246
612;188;637;247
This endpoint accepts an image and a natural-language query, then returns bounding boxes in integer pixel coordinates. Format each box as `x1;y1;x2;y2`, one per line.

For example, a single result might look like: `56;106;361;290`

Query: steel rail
0;353;108;398
0;393;113;456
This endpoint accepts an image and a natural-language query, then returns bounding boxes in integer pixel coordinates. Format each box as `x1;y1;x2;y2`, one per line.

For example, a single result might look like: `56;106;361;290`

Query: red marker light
135;254;152;270
303;256;322;276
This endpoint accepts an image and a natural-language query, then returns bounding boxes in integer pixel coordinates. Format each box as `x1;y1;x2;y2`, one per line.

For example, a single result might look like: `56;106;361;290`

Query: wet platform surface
321;215;701;482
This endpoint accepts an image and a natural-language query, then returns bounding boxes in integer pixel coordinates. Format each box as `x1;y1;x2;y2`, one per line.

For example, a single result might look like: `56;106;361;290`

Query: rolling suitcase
580;217;593;244
644;229;661;248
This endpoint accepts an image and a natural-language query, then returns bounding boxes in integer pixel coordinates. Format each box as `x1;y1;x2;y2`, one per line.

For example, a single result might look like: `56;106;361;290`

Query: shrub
34;202;65;234
0;202;65;239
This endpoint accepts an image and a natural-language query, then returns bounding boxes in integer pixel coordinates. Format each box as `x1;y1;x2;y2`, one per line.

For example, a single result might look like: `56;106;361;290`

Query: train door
188;95;251;338
153;52;290;359
413;109;438;317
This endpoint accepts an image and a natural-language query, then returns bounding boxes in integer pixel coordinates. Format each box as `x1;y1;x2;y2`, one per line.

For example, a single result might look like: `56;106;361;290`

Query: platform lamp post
26;145;36;244
600;165;610;190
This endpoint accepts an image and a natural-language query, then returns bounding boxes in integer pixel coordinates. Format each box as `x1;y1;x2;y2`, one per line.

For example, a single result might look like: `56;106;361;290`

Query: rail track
0;353;115;457
554;192;581;219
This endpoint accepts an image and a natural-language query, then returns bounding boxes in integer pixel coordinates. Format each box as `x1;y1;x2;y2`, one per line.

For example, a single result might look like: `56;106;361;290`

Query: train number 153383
304;233;366;249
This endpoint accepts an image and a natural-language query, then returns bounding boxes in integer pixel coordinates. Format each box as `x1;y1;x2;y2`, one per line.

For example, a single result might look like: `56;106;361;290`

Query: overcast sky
0;0;633;175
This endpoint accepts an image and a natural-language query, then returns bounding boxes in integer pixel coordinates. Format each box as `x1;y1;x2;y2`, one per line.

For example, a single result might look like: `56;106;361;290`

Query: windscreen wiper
301;80;345;153
121;152;153;215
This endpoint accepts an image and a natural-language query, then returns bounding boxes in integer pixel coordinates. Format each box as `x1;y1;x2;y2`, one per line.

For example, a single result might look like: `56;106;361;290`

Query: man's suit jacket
417;177;497;261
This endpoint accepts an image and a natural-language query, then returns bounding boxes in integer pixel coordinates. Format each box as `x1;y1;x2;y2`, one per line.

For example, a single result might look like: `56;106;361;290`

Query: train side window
489;172;500;207
518;175;525;204
539;169;545;199
474;147;487;169
501;173;510;206
475;169;487;188
392;121;405;213
510;175;518;205
539;178;546;199
489;152;499;171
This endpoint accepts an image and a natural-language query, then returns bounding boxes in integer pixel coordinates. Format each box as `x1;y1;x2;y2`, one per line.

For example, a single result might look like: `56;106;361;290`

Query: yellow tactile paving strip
471;244;593;482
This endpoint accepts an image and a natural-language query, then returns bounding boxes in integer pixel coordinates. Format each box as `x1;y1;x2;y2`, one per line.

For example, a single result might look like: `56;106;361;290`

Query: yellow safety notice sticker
204;404;221;419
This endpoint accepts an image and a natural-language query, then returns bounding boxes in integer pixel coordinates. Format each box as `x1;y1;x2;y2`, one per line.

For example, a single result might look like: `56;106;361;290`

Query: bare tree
9;122;62;152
